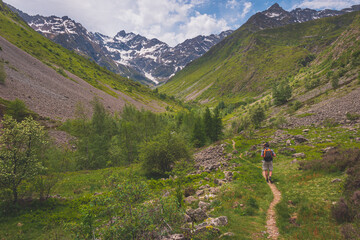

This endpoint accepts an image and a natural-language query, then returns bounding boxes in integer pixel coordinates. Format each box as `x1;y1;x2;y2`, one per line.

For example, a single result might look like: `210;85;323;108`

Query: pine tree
203;107;213;141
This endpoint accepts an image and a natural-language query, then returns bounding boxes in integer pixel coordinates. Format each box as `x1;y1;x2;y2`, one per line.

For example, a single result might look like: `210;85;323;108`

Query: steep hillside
0;0;168;120
160;9;360;107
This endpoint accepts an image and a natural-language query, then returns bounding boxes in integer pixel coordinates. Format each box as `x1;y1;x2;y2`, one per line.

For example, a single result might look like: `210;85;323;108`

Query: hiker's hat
264;142;269;147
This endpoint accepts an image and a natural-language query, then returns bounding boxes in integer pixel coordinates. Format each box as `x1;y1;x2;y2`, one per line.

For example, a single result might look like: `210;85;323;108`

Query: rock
220;232;235;238
214;179;225;186
355;137;360;142
224;171;233;181
291;159;298;164
279;147;296;154
193;226;220;236
303;129;310;133
331;178;342;183
162;191;170;197
204;177;210;181
209;187;220;194
240;203;244;207
195;222;208;229
321;147;336;153
292;153;306;158
162;234;185;240
232;201;239;208
205;216;228;227
186;208;208;222
196;190;205;196
198;184;210;190
286;140;292;146
184;196;197;204
250;145;257;151
293;135;308;144
184;214;192;223
203;193;216;200
199;201;211;211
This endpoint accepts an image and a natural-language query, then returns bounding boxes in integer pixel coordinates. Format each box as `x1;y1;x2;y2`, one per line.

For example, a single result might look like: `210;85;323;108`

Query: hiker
261;142;276;183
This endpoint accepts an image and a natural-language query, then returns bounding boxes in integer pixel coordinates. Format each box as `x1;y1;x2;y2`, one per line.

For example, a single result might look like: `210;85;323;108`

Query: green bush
272;80;292;105
0;60;6;84
346;112;360;121
6;98;30;121
305;77;320;90
140;130;191;177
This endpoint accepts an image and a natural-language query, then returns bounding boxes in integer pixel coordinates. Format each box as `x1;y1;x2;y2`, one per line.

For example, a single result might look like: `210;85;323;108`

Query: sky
4;0;360;46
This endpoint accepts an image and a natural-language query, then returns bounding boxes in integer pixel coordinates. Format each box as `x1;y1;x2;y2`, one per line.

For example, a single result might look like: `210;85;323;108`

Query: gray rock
162;234;185;240
292;153;306;158
209;187;220;194
321;147;336;153
196;190;205;196
355;137;360;142
303;129;310;133
220;232;235;238
206;216;228;226
331;178;342;183
184;214;192;223
199;201;211;211
291;159;298;164
286;139;292;146
214;178;225;186
198;184;210;190
224;171;233;181
293;135;308;144
193;226;220;236
186;208;208;222
184;196;197;204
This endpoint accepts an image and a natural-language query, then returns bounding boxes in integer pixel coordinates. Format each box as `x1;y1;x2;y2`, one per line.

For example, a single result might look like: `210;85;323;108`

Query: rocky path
232;140;281;239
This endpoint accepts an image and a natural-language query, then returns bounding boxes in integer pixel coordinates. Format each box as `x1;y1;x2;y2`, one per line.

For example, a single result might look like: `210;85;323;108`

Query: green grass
160;11;360;107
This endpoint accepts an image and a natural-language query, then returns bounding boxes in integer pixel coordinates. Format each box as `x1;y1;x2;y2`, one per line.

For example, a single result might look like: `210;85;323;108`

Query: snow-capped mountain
8;4;232;85
246;3;360;30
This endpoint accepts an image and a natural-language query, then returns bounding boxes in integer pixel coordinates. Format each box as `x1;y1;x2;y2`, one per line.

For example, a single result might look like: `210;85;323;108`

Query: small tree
272;80;292;105
249;105;265;129
0;116;46;203
6;98;29;122
0;60;6;84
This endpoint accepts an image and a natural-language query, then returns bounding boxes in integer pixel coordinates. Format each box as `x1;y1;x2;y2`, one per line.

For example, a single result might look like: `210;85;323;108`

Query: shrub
249;105;265;128
331;76;339;89
0;60;6;84
346;112;360;121
272;80;292;105
6;98;30;121
332;198;352;223
184;186;196;197
305;78;320;90
140;130;191;177
322;118;338;127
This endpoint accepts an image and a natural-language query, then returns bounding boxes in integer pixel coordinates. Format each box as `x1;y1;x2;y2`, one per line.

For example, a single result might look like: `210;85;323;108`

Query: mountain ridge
7;4;233;85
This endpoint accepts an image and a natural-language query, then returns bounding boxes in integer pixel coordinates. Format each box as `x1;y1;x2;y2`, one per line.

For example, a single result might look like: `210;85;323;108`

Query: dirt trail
232;140;281;239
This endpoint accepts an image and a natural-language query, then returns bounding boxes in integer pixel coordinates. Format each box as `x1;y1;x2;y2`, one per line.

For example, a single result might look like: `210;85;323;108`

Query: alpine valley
1;1;360;240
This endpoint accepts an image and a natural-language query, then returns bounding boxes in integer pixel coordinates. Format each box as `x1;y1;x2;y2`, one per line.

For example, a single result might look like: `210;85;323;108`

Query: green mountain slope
160;11;360;105
0;0;169;113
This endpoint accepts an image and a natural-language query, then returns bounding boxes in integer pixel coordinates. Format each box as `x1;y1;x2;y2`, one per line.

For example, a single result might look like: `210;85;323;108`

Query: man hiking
261;142;276;183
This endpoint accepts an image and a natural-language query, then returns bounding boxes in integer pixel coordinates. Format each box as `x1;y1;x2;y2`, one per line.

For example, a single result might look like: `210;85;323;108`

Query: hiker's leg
262;170;267;179
269;171;272;177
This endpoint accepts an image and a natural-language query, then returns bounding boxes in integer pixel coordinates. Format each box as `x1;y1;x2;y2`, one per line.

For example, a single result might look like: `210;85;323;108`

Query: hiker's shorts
262;160;273;171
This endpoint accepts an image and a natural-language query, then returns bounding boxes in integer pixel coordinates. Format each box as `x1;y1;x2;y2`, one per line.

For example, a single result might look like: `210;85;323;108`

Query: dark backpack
264;148;273;162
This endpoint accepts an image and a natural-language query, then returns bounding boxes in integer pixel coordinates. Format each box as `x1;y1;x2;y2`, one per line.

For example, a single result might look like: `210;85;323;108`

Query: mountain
7;4;232;85
245;3;360;30
0;0;169;121
160;4;360;109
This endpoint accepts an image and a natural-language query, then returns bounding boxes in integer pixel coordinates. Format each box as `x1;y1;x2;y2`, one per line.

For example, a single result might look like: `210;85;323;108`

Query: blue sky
4;0;360;46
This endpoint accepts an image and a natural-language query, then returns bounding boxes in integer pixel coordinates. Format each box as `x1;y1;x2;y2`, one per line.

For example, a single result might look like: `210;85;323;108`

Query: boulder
331;178;342;183
224;171;233;181
199;201;211;211
303;129;310;133
196;190;205;196
292;153;306;158
186;208;208;222
184;196;197;204
293;135;308;144
209;187;220;194
205;216;228;227
220;232;235;238
162;234;185;240
321;147;336;153
193;226;220;236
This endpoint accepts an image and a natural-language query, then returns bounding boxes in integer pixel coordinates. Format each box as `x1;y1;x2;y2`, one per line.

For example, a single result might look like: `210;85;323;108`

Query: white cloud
240;2;252;18
226;0;240;9
294;0;359;10
5;0;230;46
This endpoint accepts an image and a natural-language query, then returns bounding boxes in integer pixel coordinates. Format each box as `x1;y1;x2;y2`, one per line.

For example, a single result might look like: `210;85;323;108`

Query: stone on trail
292;153;306;158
